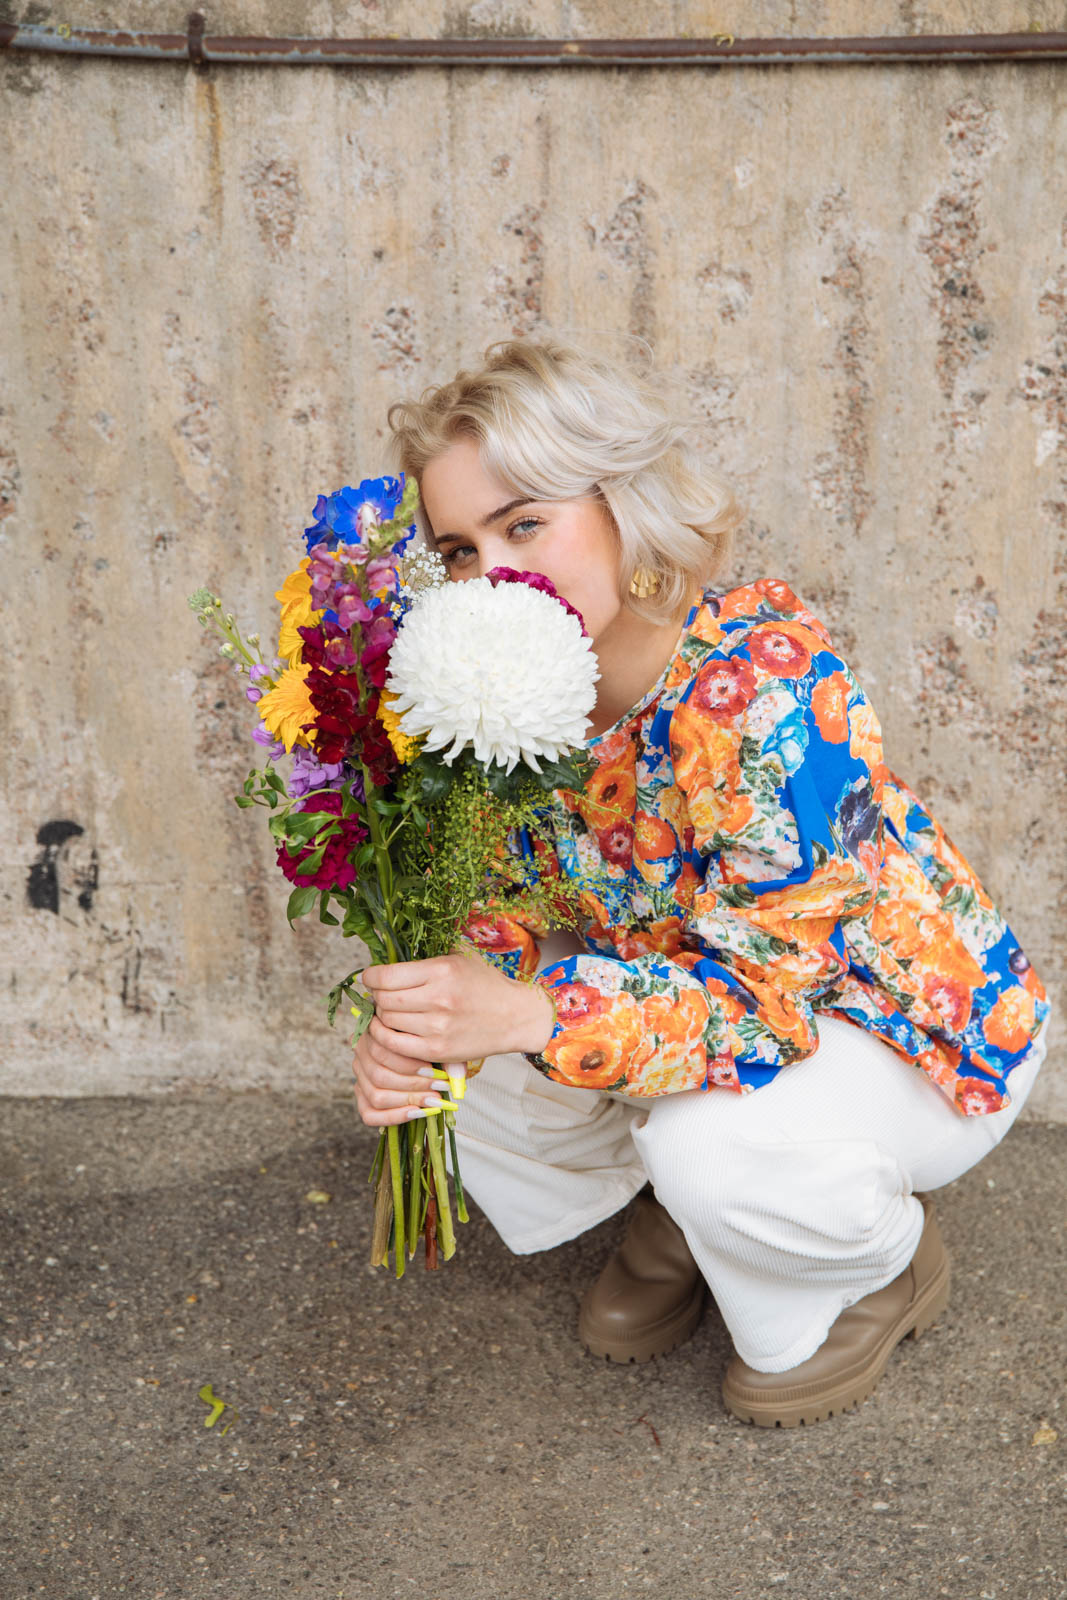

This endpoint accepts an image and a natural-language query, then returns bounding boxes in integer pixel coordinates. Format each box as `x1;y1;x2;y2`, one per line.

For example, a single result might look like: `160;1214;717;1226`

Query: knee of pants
634;1097;914;1270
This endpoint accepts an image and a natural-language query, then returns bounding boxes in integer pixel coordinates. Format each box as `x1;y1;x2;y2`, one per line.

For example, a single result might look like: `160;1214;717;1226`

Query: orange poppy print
954;1076;1006;1115
543;997;643;1090
581;749;636;832
753;577;799;611
634;812;680;886
982;986;1036;1054
920;970;973;1033
812;671;850;742
625;990;711;1094
848;699;883;768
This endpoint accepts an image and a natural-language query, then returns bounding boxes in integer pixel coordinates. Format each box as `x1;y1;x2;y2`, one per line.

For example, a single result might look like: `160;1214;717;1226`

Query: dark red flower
691;657;758;723
298;621;350;670
276;791;368;893
747;626;812;679
305;667;362;765
359;612;396;690
554;982;610;1026
597;820;634;867
305;669;398;783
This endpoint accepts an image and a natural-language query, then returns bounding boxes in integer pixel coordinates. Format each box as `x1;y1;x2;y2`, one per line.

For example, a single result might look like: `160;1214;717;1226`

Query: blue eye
439;516;540;569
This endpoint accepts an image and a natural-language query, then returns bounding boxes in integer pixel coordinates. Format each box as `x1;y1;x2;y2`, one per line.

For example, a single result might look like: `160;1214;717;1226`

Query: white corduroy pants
451;932;1050;1373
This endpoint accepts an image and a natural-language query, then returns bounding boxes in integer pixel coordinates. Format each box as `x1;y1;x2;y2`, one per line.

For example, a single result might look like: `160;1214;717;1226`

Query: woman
352;336;1051;1426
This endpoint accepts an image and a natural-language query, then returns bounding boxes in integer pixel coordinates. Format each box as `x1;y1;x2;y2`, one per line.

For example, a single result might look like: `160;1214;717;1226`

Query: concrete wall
3;1;1064;1116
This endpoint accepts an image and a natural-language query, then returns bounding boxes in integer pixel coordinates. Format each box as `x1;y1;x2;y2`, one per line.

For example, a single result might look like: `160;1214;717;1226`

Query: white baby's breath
385;578;600;773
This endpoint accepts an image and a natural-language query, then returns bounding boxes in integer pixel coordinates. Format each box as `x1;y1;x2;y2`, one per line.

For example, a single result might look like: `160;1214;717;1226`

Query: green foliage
286;885;318;924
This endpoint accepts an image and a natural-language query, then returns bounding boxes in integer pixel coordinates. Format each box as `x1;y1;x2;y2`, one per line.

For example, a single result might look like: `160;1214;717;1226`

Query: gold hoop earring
629;565;661;599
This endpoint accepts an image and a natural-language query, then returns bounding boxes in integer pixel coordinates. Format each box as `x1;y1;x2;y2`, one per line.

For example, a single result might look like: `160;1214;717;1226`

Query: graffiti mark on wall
26;820;99;915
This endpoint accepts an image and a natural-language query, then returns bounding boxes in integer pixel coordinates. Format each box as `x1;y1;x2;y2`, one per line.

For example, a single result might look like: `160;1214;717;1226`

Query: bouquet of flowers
189;474;600;1275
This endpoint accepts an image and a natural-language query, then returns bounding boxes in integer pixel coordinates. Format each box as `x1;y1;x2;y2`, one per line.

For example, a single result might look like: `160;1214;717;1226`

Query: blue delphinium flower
303;474;415;557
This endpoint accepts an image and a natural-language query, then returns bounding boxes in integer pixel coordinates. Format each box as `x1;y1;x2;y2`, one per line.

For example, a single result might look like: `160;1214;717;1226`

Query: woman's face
418;435;625;642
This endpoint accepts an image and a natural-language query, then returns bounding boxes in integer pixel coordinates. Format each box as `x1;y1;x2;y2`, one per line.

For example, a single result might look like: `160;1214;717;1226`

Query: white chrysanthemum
385;577;600;773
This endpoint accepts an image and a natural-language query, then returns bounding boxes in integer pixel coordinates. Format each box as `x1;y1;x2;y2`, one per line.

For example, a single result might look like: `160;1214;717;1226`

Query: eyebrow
431;497;535;544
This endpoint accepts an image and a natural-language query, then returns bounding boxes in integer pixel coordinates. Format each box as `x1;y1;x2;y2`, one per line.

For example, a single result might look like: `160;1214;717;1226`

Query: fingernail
406;1106;442;1120
421;1094;443;1108
446;1067;467;1100
417;1066;438;1078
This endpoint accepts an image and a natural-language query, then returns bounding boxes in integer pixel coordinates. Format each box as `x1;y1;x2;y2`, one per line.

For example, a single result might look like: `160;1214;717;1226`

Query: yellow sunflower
258;665;317;751
275;559;322;667
378;690;422;764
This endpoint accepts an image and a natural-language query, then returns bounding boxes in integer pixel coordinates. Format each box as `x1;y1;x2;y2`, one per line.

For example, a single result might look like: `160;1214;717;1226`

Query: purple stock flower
308;542;345;608
252;721;285;762
287;748;361;812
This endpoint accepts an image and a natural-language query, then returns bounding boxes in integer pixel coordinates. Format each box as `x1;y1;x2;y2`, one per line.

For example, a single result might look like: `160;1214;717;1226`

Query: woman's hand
350;949;555;1128
361;948;556;1065
350;1021;450;1128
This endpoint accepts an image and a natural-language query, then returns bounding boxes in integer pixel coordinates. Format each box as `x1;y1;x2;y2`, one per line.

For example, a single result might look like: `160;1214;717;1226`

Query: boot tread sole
722;1254;951;1427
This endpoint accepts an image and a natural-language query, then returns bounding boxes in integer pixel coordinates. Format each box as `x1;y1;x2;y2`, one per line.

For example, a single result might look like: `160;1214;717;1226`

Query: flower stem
369;1158;393;1268
424;1115;456;1261
446;1115;469;1225
406;1118;426;1258
387;1124;405;1279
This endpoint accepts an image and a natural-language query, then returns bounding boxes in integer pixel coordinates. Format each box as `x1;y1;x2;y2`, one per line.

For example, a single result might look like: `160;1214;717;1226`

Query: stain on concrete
911;630;989;741
954;575;999;640
1013;215;1067;781
917;95;1005;528
588;179;659;349
120;935;148;1015
695;259;753;324
243;156;302;260
685;360;740;456
192;653;250;782
807;186;873;538
196;73;224;231
371;303;422;374
442;3;538;39
0;410;20;520
162;311;216;471
75;297;104;356
1017;213;1067;468
484;202;545;336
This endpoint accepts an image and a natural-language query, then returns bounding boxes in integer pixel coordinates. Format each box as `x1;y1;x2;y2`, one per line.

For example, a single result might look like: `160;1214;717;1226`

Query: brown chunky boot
579;1187;707;1362
722;1193;951;1427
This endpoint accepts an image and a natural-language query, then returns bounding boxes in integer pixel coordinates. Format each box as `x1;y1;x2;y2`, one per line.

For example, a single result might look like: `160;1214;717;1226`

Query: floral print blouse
459;579;1049;1116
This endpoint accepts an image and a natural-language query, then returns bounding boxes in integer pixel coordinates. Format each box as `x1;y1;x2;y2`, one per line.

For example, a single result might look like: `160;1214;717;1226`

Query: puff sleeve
522;617;885;1097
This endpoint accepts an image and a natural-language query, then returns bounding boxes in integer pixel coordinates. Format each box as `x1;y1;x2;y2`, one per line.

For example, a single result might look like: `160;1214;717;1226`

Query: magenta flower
484;566;589;636
334;583;374;630
276;791;368;892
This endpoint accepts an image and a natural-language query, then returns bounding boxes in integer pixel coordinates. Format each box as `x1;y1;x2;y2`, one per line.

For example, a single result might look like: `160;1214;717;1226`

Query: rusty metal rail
2;18;1067;68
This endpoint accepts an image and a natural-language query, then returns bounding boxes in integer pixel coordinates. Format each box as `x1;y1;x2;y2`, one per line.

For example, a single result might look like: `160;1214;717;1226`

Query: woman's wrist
511;977;557;1055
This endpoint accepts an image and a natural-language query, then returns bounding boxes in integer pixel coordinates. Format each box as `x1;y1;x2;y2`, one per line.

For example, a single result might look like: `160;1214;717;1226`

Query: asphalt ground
1;1095;1064;1600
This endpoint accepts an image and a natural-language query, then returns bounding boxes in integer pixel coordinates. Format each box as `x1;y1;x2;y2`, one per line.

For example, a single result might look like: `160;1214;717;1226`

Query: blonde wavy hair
384;336;744;624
